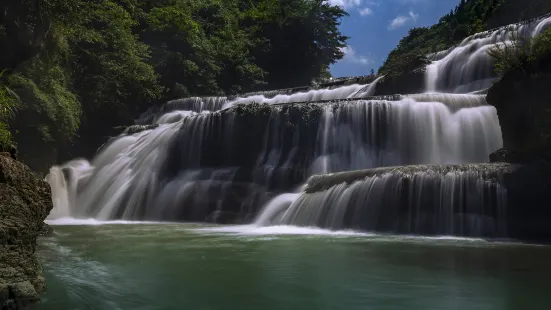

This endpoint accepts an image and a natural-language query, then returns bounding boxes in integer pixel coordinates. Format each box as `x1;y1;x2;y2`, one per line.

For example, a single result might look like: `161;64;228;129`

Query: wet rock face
486;53;551;161
0;154;53;309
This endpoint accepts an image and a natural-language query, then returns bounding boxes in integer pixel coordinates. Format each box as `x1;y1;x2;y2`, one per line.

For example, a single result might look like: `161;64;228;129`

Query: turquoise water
37;222;551;310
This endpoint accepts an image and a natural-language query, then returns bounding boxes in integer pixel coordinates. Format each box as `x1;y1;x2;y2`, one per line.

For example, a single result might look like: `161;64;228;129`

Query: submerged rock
38;224;54;237
122;124;159;135
0;154;53;309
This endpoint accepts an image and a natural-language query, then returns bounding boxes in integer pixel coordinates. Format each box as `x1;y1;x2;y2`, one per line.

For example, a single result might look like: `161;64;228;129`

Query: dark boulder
486;53;551;161
373;70;426;96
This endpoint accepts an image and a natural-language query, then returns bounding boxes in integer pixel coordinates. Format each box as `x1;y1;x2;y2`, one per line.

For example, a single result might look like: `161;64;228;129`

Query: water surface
37;223;551;310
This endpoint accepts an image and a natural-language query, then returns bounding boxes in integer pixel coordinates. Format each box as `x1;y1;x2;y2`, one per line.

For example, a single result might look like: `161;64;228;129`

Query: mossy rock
0;155;53;309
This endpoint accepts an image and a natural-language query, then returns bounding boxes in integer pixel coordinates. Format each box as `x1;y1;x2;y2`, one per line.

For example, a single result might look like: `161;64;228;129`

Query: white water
50;13;551;236
256;165;508;238
254;193;302;226
195;224;372;237
47;120;183;220
310;97;501;174
47;92;502;222
426;14;551;93
46;217;162;226
223;78;382;108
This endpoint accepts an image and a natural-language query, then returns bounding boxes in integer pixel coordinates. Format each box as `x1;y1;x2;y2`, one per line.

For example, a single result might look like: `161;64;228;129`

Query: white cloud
327;0;376;15
358;7;373;16
388;11;419;30
389;16;408;29
327;0;362;10
340;46;372;65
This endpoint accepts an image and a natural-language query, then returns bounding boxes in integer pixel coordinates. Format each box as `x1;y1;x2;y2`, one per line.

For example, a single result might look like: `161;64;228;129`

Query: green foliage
239;0;348;89
70;1;163;117
379;52;430;77
488;27;551;74
0;70;18;121
380;0;508;75
138;0;347;96
0;0;349;170
0;69;19;148
141;0;262;97
8;56;81;144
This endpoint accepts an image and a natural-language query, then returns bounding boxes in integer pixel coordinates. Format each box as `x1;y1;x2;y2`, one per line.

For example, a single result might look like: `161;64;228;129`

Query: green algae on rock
0;154;53;309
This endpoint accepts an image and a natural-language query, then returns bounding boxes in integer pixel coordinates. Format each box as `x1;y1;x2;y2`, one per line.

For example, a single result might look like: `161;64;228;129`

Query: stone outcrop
0;154;53;309
373;70;426;96
487;53;551;162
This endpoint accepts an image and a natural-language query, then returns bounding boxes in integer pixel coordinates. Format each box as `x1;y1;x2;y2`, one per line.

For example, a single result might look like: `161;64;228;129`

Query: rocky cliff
485;52;551;243
487;53;551;162
0;154;53;309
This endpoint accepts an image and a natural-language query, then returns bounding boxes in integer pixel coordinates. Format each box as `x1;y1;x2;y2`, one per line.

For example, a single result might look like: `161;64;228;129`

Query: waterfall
425;14;551;93
51;13;551;239
256;164;509;238
47;90;502;222
223;78;382;108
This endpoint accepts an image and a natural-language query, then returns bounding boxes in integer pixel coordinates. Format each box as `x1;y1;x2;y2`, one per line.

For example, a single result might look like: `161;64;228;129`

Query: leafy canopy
0;0;349;170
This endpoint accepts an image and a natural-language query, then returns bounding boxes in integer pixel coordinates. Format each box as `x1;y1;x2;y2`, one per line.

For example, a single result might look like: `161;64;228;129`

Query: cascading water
308;96;500;174
255;164;510;238
47;90;502;223
49;14;551;239
425;13;551;93
222;79;381;108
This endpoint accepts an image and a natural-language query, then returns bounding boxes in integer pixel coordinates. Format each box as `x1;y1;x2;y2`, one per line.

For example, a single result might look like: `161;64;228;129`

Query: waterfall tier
256;164;511;238
254;162;551;242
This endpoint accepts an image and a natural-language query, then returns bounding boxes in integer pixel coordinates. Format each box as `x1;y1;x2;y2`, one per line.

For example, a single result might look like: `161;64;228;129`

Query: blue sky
329;0;461;77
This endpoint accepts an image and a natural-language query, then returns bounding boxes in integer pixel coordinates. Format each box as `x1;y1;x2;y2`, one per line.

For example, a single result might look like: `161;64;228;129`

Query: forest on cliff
2;0;551;172
379;0;551;76
0;0;348;171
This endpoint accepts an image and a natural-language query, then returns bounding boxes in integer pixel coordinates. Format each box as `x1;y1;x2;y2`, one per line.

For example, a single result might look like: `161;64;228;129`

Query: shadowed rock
0;154;53;309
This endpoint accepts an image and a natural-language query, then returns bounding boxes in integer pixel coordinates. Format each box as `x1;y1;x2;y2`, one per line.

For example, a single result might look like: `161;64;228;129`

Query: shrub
378;52;430;79
0;69;19;148
488;27;551;75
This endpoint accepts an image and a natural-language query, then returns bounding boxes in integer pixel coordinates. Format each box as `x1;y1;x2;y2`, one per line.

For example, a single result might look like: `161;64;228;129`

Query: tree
68;0;163;156
243;0;349;89
379;0;511;75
